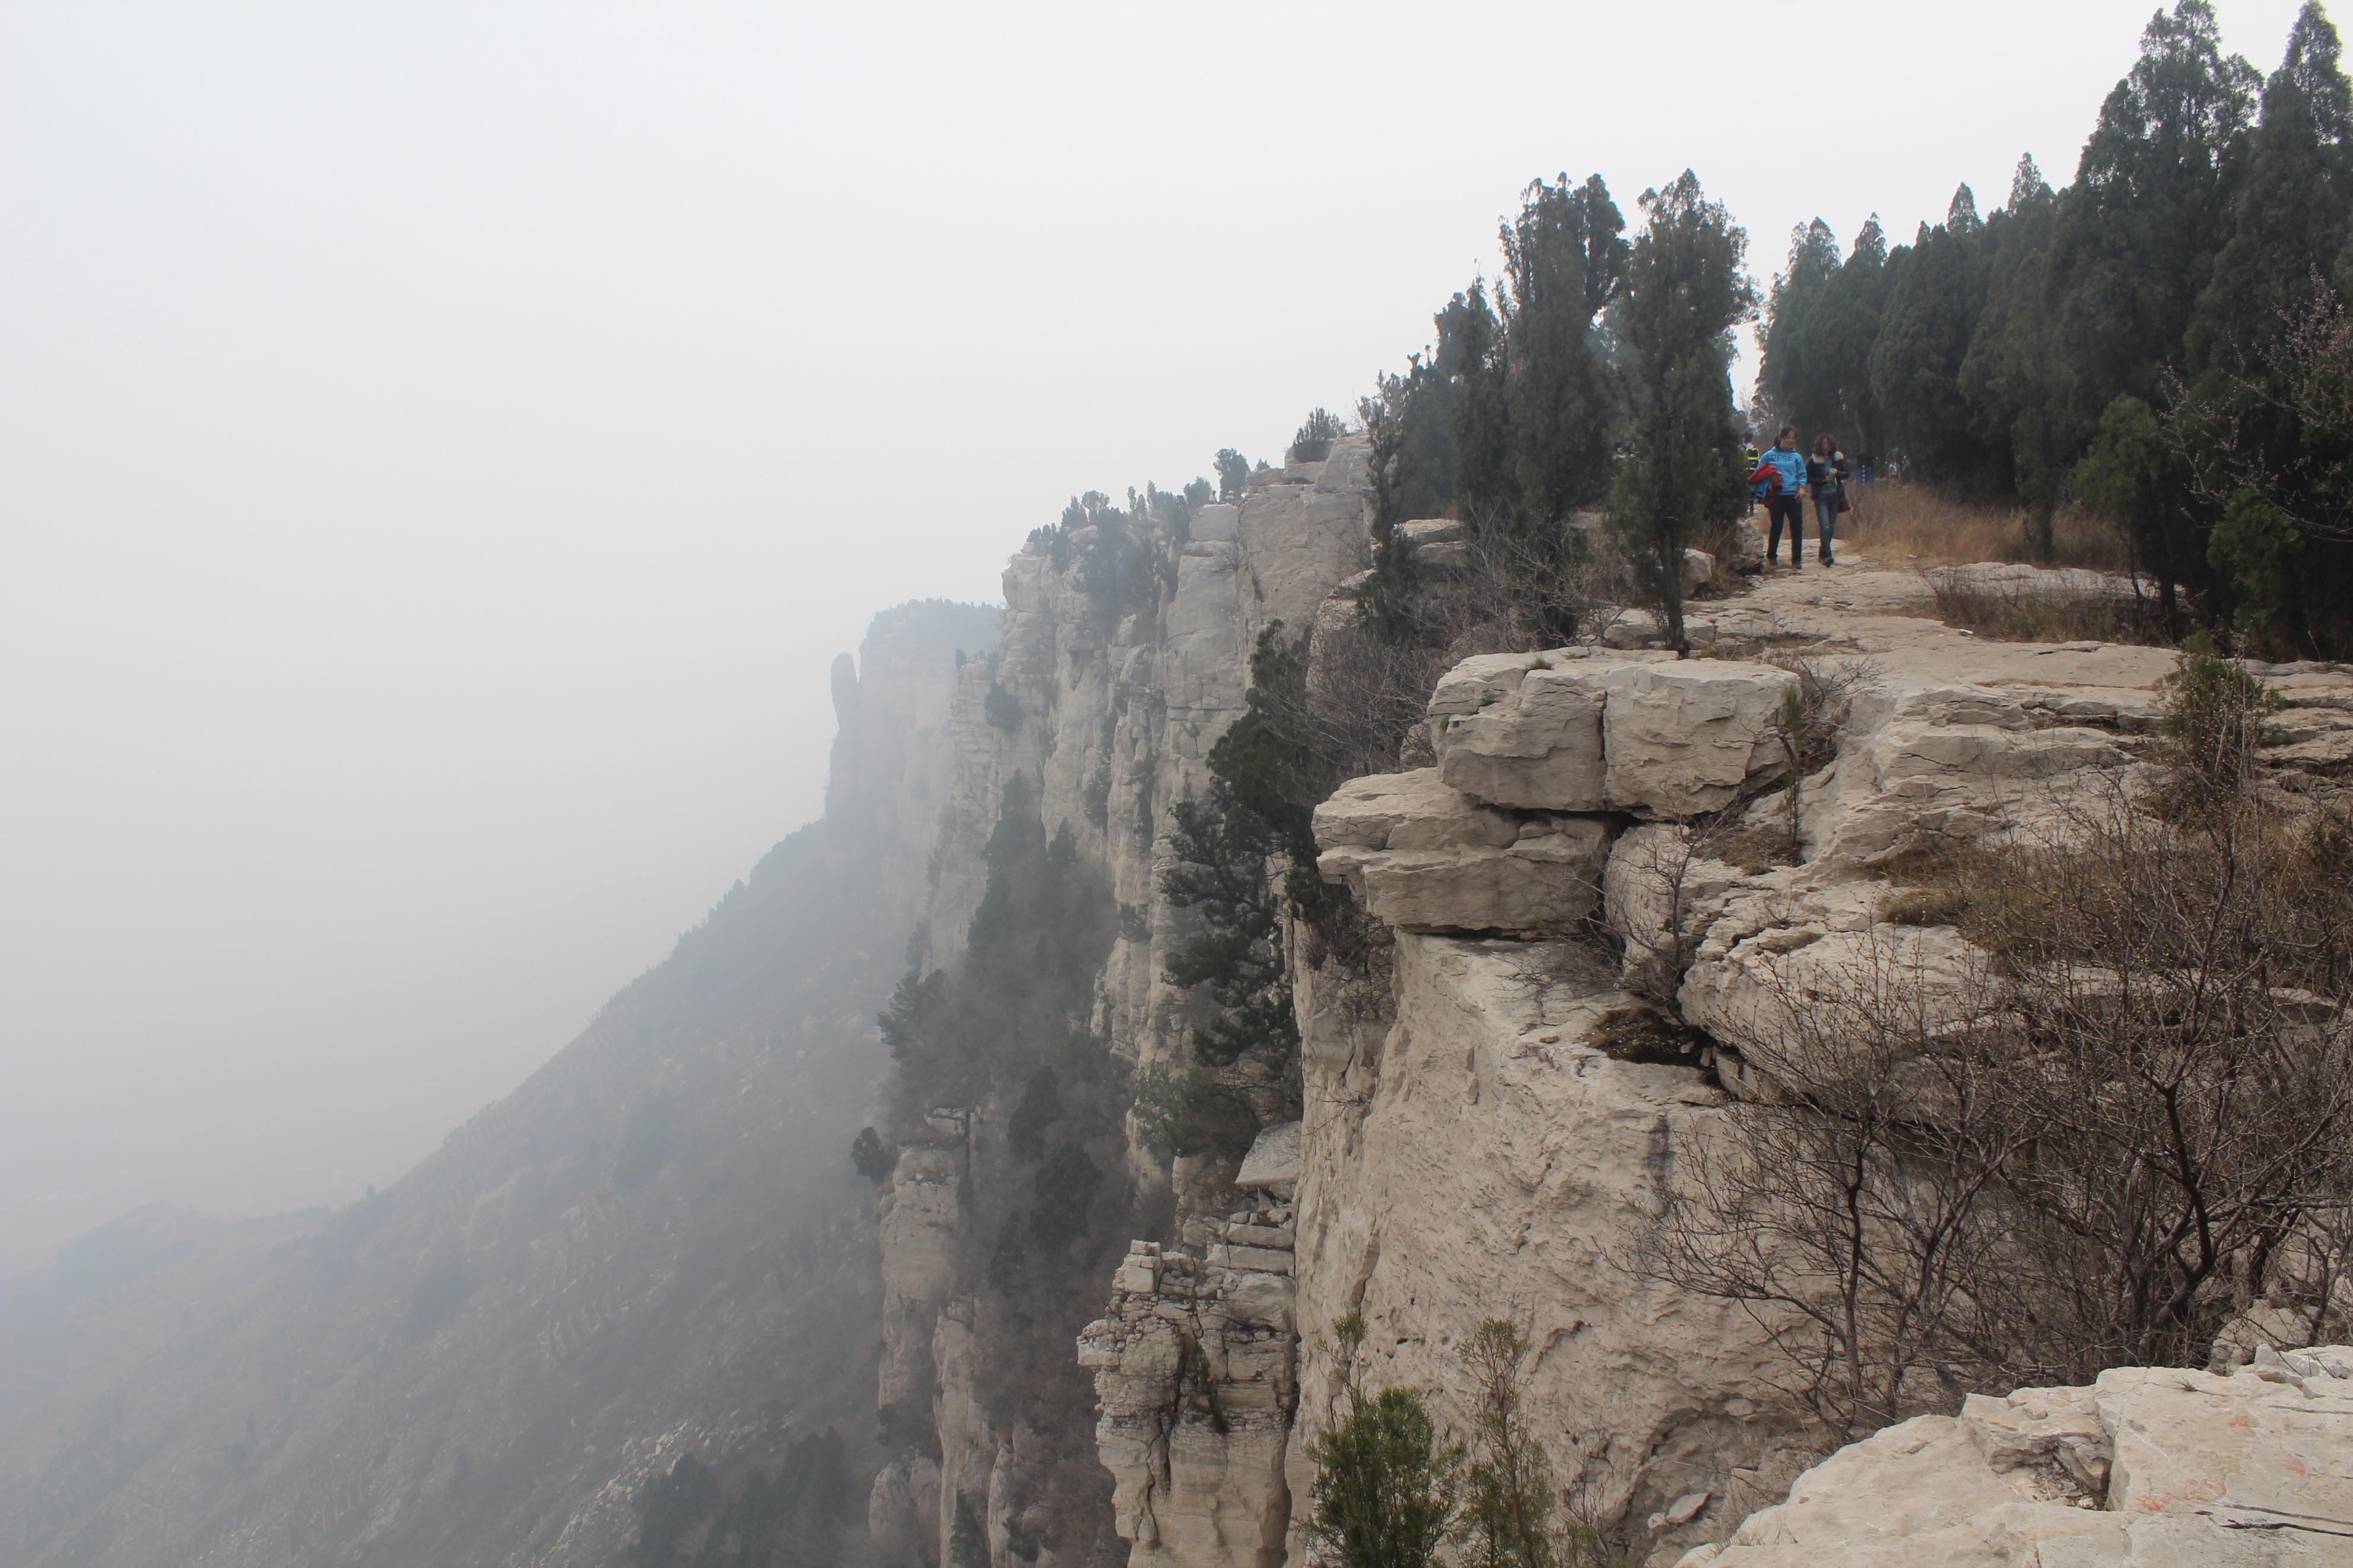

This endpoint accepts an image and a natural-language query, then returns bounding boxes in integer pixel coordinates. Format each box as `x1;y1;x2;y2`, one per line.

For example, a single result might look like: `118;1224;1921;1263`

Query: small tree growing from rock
1456;1320;1564;1568
1305;1314;1464;1568
1605;172;1755;655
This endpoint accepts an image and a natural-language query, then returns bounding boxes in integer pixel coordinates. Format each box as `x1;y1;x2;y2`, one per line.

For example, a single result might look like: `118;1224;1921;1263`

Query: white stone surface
1680;1346;2353;1567
1601;661;1792;817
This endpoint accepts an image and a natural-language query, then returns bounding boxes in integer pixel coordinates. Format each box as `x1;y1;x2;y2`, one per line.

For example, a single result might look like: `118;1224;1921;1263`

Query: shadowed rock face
0;600;999;1568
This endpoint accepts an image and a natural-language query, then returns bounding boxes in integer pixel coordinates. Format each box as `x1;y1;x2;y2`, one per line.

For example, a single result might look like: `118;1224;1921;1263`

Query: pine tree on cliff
1606;171;1755;656
1499;173;1628;526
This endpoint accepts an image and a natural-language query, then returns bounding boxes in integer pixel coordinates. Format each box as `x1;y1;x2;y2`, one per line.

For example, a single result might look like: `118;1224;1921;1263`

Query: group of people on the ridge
1745;427;1851;569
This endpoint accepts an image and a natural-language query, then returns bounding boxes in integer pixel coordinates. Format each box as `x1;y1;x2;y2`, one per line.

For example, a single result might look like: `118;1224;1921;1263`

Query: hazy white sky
0;0;2313;1273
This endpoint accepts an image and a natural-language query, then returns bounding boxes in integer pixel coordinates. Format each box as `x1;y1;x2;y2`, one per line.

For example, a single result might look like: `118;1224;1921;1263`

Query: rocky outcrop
1036;473;2353;1568
1427;650;1792;816
1312;769;1617;936
1680;1344;2353;1567
1275;562;2353;1567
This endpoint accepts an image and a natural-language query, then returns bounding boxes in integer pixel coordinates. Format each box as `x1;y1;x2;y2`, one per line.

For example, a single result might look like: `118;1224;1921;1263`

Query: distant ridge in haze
0;599;1001;1568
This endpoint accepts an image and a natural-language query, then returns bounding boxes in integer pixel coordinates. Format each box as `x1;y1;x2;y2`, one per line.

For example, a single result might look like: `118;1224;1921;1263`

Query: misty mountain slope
0;600;1001;1568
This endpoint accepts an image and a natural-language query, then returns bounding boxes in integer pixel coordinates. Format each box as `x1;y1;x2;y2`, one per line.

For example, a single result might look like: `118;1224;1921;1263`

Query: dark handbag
1837;491;1853;514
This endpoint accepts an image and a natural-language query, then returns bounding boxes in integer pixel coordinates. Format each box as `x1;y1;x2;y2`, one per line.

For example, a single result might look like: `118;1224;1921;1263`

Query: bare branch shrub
1318;511;1614;777
1645;742;2353;1440
1642;934;2028;1439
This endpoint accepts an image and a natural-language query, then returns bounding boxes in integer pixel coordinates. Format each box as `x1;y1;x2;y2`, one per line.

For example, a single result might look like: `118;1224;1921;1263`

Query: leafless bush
1309;520;1611;780
1643;775;2353;1442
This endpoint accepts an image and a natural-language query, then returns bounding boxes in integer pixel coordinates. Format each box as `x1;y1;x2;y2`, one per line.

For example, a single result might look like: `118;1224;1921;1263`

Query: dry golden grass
1926;577;2173;645
1841;482;2129;571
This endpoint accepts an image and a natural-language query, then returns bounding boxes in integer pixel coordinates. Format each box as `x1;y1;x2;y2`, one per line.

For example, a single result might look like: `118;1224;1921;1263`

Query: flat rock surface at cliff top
1679;1344;2353;1567
1686;549;2180;694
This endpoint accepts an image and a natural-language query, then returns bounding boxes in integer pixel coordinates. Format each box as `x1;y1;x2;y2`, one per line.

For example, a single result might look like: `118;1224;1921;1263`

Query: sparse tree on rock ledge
1606;171;1755;654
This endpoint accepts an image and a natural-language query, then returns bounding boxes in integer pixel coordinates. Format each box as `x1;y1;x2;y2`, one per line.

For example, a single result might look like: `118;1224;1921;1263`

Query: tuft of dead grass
1926;578;2173;645
1844;482;2128;571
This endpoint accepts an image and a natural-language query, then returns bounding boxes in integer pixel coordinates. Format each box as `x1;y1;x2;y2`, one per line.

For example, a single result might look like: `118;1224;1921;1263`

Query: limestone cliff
1682;1343;2353;1566
1072;554;2353;1568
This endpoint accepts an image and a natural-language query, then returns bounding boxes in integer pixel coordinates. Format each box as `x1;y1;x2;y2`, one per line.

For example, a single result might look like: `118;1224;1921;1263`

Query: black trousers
1765;494;1805;561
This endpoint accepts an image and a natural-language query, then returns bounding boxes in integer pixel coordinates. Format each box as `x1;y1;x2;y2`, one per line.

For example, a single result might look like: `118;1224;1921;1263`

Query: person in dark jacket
1806;434;1851;565
1758;427;1808;568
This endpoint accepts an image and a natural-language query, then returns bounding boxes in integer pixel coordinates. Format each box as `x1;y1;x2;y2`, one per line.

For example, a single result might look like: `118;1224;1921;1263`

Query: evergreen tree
1304;1315;1465;1568
1500;174;1629;524
2045;0;2259;438
1455;1322;1557;1568
2189;1;2352;384
1870;190;1996;488
1961;156;2067;549
1214;447;1250;501
1448;281;1516;524
1814;217;1894;456
1605;172;1756;654
1758;218;1847;444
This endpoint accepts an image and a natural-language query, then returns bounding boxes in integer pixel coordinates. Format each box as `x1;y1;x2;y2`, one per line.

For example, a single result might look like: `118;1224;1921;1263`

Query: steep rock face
1681;1344;2353;1567
1283;933;1805;1566
1241;566;2351;1568
878;449;1374;1568
0;601;1001;1568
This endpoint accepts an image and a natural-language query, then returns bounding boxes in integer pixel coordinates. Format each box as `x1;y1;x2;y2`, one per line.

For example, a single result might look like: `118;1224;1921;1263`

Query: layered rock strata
1079;1125;1303;1568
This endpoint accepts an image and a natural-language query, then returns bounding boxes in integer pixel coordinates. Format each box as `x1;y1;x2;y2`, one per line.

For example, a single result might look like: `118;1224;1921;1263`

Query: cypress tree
1500;174;1628;526
1605;171;1756;654
1961;156;2067;548
1448;280;1516;526
2188;0;2351;381
2179;4;2353;635
1871;189;1995;488
1814;217;1893;456
1758;218;1847;444
2045;0;2258;440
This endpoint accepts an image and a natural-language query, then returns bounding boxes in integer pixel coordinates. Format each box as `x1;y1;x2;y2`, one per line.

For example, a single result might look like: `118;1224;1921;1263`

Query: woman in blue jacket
1759;427;1808;568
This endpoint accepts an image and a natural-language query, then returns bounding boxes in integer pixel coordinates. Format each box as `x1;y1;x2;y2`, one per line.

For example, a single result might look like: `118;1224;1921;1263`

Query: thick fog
0;0;2307;1275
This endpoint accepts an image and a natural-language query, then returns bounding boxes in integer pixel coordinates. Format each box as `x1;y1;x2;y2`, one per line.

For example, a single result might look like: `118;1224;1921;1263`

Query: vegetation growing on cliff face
628;1433;855;1568
863;772;1131;1559
1303;1315;1465;1568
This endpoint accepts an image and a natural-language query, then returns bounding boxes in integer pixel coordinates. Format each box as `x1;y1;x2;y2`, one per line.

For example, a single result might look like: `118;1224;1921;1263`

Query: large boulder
1313;769;1618;935
1805;683;2135;866
1427;651;1794;819
1601;662;1792;816
1435;662;1614;810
